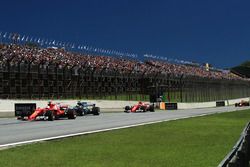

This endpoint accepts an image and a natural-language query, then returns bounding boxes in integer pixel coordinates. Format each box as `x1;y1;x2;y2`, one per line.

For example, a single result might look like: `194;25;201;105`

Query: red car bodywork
124;102;154;113
28;102;75;121
235;100;250;107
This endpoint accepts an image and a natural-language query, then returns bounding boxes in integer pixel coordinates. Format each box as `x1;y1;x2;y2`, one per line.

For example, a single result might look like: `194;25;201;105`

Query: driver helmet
48;101;53;107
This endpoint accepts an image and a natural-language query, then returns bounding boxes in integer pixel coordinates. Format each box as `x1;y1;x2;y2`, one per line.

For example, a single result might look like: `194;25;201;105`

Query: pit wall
0;97;249;117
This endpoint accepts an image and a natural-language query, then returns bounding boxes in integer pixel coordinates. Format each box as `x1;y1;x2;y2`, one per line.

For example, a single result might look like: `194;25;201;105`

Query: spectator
0;43;247;81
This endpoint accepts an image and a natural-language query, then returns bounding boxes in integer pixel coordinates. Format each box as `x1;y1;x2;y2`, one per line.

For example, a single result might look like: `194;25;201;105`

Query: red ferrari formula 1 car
16;101;76;121
235;100;250;107
124;101;155;113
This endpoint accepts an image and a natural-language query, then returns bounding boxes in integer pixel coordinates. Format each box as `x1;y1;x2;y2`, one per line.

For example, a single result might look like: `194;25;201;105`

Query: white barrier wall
0;97;249;115
0;99;139;113
178;97;250;109
178;101;216;109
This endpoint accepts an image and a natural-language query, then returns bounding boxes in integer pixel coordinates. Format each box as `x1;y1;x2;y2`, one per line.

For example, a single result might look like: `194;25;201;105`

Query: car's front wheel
67;109;76;119
46;110;55;121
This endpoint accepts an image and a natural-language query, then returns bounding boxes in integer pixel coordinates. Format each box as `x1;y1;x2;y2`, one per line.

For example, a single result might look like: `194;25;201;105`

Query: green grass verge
1;110;250;167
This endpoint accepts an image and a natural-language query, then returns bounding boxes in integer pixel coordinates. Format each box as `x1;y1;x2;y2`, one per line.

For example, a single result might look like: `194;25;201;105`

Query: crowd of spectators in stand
0;43;246;81
145;60;243;80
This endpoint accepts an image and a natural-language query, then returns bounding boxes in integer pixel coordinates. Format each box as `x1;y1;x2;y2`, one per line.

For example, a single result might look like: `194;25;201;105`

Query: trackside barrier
218;122;250;167
165;103;178;110
15;103;36;117
159;102;165;110
159;102;178;110
216;101;226;107
0;97;249;117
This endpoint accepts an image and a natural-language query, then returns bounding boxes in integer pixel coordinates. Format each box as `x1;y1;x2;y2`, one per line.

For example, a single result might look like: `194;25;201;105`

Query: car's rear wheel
92;107;100;115
77;108;84;116
149;105;155;112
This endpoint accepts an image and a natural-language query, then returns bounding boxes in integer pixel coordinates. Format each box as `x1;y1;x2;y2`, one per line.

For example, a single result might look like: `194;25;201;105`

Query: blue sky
0;0;250;68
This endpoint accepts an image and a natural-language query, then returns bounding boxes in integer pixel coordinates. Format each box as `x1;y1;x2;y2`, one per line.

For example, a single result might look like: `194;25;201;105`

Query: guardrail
218;122;250;167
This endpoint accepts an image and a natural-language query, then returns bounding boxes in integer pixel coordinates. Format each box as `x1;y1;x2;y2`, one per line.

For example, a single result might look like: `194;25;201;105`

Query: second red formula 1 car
17;101;76;121
124;101;155;113
235;100;250;107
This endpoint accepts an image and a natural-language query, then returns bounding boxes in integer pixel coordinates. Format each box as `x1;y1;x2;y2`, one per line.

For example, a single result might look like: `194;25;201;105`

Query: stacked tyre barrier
218;122;250;167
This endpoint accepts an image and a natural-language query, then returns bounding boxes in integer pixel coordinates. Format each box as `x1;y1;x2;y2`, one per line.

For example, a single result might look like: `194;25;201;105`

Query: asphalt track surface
0;106;249;148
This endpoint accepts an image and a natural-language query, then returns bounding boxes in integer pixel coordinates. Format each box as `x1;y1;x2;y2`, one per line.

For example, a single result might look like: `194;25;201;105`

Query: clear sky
0;0;250;68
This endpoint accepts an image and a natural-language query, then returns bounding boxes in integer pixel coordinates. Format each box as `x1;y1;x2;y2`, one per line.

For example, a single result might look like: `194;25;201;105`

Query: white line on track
0;111;222;149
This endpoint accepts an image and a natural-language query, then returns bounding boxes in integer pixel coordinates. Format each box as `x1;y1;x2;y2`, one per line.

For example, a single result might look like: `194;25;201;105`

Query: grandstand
0;33;250;102
231;61;250;78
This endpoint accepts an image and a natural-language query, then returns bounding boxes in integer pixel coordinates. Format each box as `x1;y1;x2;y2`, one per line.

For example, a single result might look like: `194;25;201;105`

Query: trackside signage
165;103;178;110
15;103;36;116
216;101;225;107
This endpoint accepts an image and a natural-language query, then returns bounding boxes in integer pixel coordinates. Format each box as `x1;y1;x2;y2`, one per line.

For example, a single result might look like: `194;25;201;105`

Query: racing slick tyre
149;105;155;112
46;110;55;121
76;108;84;116
92;107;100;115
124;106;131;113
140;106;146;112
67;109;77;119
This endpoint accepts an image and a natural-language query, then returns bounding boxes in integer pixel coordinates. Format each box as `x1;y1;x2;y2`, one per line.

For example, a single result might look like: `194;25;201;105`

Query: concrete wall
0;99;139;116
178;97;250;109
178;101;216;109
0;97;249;117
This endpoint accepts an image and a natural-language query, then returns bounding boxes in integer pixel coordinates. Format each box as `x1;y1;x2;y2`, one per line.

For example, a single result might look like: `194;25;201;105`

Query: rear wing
81;102;96;107
15;103;36;117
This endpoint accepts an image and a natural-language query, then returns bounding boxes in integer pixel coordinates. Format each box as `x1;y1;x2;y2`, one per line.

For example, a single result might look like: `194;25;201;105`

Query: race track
0;106;249;148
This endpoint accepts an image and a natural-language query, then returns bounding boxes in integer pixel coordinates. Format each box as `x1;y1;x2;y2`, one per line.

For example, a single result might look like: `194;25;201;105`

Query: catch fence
0;61;249;102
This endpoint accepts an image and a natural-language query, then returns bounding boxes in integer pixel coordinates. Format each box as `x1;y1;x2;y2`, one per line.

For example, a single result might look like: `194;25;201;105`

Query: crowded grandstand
0;43;245;80
0;32;249;102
